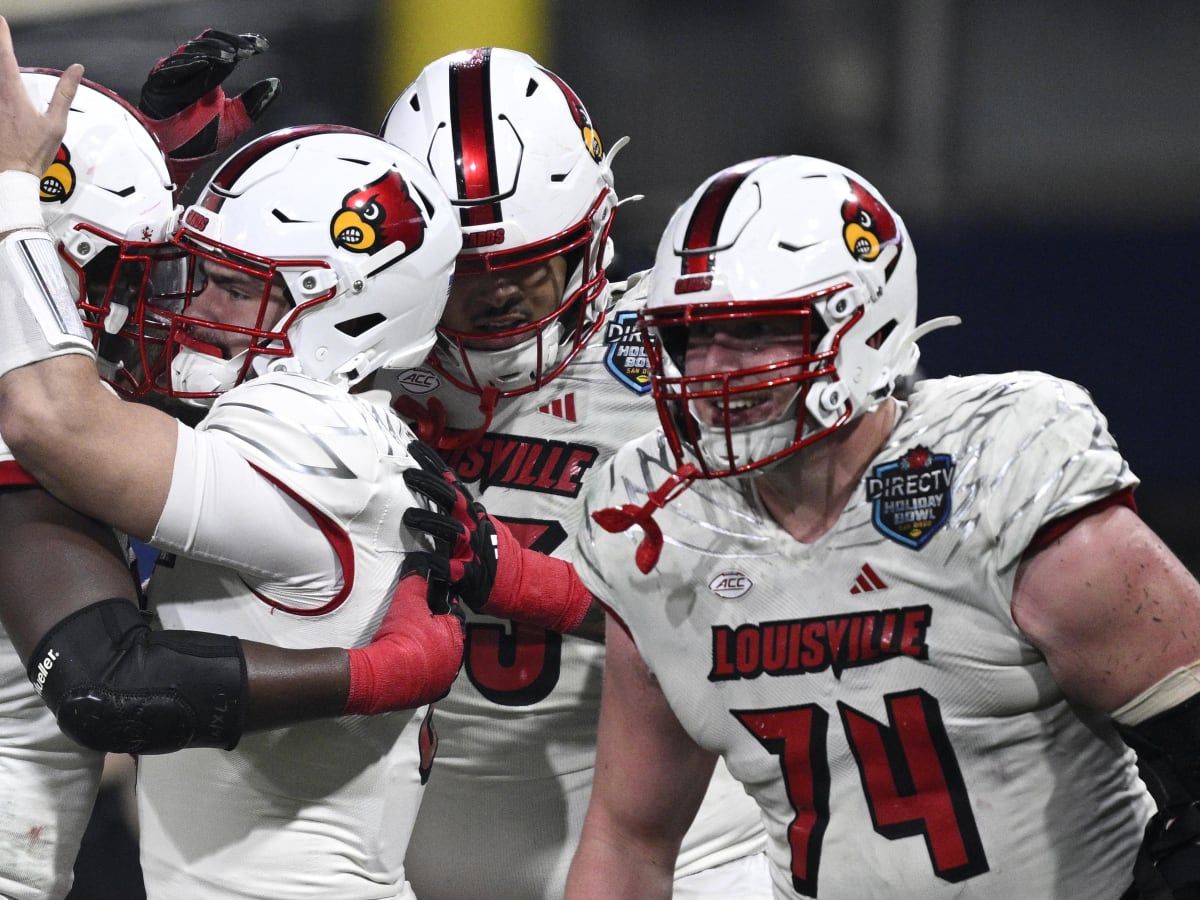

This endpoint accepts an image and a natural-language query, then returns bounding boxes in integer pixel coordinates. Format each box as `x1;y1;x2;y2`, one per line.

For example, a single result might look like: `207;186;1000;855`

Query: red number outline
735;690;988;896
463;516;567;706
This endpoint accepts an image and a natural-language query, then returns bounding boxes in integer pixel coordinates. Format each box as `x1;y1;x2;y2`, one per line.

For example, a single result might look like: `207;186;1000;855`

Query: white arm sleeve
150;420;341;602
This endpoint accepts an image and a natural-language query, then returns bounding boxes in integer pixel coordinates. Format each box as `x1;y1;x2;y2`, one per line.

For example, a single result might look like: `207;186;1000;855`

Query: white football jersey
387;285;766;899
137;373;434;900
575;372;1153;900
0;434;105;900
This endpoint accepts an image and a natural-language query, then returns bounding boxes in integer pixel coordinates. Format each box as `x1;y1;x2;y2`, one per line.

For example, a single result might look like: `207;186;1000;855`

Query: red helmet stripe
202;124;372;212
538;66;591;131
679;157;777;275
449;48;501;227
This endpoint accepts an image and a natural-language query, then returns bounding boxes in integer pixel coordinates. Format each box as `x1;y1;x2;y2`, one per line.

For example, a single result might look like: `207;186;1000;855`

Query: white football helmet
642;155;956;479
135;125;461;403
22;70;177;396
381;47;620;399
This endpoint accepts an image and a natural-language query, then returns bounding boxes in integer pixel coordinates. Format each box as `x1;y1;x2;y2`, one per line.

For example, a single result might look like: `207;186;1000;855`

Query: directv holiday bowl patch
865;446;954;549
603;310;652;395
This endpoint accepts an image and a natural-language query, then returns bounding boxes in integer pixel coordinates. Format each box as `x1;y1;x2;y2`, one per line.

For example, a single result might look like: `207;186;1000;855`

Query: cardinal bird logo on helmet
539;67;603;162
330;171;426;257
40;144;76;204
841;178;899;265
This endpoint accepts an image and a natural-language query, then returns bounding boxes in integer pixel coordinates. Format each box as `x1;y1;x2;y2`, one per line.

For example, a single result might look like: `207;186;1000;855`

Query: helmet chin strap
592;462;700;574
394;386;499;453
438;386;500;451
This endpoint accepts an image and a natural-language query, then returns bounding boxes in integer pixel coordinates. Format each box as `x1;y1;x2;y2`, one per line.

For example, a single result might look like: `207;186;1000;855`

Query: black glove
401;439;499;614
139;29;281;194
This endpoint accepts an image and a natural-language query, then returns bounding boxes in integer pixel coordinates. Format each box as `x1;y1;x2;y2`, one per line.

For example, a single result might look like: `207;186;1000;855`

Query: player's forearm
0;357;172;538
241;642;350;730
565;825;675;900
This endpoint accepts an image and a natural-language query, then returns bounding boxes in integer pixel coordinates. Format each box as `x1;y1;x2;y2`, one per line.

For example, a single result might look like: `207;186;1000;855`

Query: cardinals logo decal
330;171;425;257
539;67;603;162
841;177;900;264
40;144;75;203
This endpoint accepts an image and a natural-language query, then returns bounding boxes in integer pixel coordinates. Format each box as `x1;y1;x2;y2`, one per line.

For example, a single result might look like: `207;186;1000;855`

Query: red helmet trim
448;48;502;227
202;124;374;213
679;157;778;275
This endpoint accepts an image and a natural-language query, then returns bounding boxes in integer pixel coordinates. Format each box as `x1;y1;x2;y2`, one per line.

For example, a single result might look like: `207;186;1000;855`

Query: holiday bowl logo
603;310;651;395
865;446;954;549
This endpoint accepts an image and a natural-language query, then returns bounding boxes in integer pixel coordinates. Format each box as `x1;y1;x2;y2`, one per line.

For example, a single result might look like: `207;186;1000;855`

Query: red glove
343;572;464;715
401;440;593;633
138;30;281;195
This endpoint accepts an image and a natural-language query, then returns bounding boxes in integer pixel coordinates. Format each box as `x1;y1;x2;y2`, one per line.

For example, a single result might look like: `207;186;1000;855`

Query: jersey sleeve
151;418;342;606
984;375;1137;571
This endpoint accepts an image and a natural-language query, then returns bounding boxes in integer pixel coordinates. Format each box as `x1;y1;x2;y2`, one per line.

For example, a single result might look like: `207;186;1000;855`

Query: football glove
139;29;281;194
401;439;592;633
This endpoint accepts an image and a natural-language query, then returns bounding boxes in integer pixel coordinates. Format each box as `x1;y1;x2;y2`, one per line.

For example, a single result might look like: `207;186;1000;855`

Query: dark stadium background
9;2;1200;896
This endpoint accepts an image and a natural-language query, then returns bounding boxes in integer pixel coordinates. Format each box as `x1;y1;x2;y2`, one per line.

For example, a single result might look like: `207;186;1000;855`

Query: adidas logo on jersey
537;393;577;422
849;563;887;594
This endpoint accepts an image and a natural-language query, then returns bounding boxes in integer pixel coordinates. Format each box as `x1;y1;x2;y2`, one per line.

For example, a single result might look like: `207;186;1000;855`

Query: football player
559;155;1200;898
0;35;437;900
381;48;770;899
0;28;506;897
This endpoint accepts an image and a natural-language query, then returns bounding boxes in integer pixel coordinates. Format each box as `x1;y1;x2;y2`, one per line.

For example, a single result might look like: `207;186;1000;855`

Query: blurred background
8;1;1200;896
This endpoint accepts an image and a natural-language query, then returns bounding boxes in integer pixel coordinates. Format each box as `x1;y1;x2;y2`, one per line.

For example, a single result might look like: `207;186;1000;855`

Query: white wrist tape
0;171;44;234
0;227;95;379
1112;659;1200;726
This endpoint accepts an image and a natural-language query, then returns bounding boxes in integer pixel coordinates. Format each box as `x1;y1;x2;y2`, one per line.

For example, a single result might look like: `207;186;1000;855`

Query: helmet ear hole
866;319;897;350
335;312;387;337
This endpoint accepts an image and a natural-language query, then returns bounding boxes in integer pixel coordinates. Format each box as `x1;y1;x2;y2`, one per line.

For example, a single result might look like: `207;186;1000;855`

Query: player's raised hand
0;17;82;177
138;28;281;193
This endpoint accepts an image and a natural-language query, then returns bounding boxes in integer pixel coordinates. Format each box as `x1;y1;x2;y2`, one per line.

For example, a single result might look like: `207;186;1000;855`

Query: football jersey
575;372;1154;900
0;434;104;900
389;285;766;899
137;373;433;900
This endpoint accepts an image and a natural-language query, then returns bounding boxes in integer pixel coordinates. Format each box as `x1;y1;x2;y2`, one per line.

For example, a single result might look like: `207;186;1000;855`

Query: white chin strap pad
0;227;96;380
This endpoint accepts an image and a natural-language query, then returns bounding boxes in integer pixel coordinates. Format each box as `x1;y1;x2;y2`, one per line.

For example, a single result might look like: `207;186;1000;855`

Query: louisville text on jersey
708;604;932;681
441;432;599;497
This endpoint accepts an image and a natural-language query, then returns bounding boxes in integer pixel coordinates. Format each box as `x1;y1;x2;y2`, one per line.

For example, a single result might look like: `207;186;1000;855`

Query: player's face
683;315;811;428
441;255;568;349
187;260;290;358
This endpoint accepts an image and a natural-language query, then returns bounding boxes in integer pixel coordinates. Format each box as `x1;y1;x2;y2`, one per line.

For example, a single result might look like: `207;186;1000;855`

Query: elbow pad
27;598;247;754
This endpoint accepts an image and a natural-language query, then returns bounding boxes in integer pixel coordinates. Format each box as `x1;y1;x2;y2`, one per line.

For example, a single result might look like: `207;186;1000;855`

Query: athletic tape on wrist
0;227;95;379
0;171;43;234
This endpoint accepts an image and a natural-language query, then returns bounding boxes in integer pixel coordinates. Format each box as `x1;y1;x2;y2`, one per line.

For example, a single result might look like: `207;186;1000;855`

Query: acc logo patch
331;171;426;256
866;446;954;549
394;368;441;395
40;144;75;203
709;570;753;599
603;310;651;395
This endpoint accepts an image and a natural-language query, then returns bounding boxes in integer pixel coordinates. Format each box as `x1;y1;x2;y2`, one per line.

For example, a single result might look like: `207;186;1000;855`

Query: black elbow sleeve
27;598;247;754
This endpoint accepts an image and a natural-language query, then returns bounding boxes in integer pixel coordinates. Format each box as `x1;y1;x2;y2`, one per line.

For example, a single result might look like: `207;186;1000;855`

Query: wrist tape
0;171;43;234
0;227;95;379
